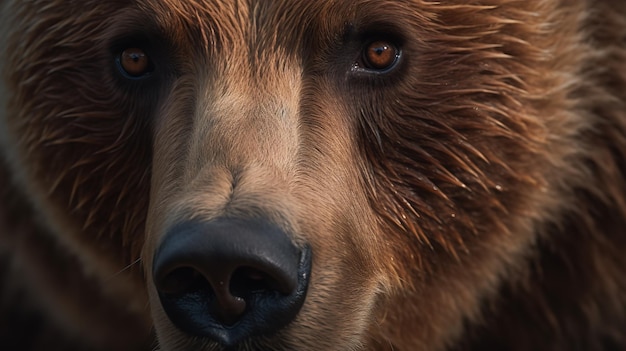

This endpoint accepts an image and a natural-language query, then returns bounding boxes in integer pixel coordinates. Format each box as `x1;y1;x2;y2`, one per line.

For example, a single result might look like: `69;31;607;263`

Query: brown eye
362;40;399;71
119;48;151;77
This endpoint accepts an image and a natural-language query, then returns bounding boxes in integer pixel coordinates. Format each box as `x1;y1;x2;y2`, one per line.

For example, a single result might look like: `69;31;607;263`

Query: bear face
0;0;625;350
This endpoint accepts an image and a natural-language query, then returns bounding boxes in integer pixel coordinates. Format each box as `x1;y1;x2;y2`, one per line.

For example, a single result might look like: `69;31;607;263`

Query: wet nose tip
152;218;311;346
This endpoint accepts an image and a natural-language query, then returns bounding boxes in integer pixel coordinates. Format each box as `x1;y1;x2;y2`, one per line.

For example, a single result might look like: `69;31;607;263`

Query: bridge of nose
182;51;303;183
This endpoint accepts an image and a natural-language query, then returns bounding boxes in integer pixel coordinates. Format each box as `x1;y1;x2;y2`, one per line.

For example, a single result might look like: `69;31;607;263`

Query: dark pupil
374;46;387;55
129;53;142;62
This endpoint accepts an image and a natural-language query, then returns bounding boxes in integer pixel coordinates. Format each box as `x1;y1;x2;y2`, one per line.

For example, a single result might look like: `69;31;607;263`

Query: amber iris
363;41;398;70
120;48;150;77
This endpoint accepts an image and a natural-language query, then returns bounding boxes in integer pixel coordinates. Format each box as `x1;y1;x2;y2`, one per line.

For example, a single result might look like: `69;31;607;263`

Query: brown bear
0;0;625;350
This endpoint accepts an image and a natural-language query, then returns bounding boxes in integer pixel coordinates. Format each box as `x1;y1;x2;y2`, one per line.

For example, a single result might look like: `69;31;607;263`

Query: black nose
152;218;311;346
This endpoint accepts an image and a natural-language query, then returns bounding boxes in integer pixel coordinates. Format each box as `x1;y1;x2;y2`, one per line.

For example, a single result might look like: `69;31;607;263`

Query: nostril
230;266;292;297
158;267;207;296
157;264;297;326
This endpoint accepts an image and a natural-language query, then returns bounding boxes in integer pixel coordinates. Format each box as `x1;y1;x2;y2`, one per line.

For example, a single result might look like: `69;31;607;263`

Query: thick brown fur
0;0;625;350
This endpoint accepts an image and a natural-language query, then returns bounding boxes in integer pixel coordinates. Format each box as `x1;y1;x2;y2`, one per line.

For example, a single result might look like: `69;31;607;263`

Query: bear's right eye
117;48;153;78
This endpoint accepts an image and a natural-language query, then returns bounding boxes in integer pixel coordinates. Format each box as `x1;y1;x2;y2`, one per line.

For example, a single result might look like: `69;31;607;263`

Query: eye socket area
358;39;401;73
117;47;153;78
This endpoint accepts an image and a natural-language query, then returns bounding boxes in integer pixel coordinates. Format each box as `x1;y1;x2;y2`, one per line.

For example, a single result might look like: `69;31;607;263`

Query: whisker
106;257;142;282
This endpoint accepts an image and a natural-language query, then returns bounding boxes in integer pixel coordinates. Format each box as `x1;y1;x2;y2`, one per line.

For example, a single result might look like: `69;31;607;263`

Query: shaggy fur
0;0;624;350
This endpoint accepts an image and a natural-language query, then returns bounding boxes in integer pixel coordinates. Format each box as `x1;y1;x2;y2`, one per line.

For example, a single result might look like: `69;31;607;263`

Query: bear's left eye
360;40;400;72
117;48;153;78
